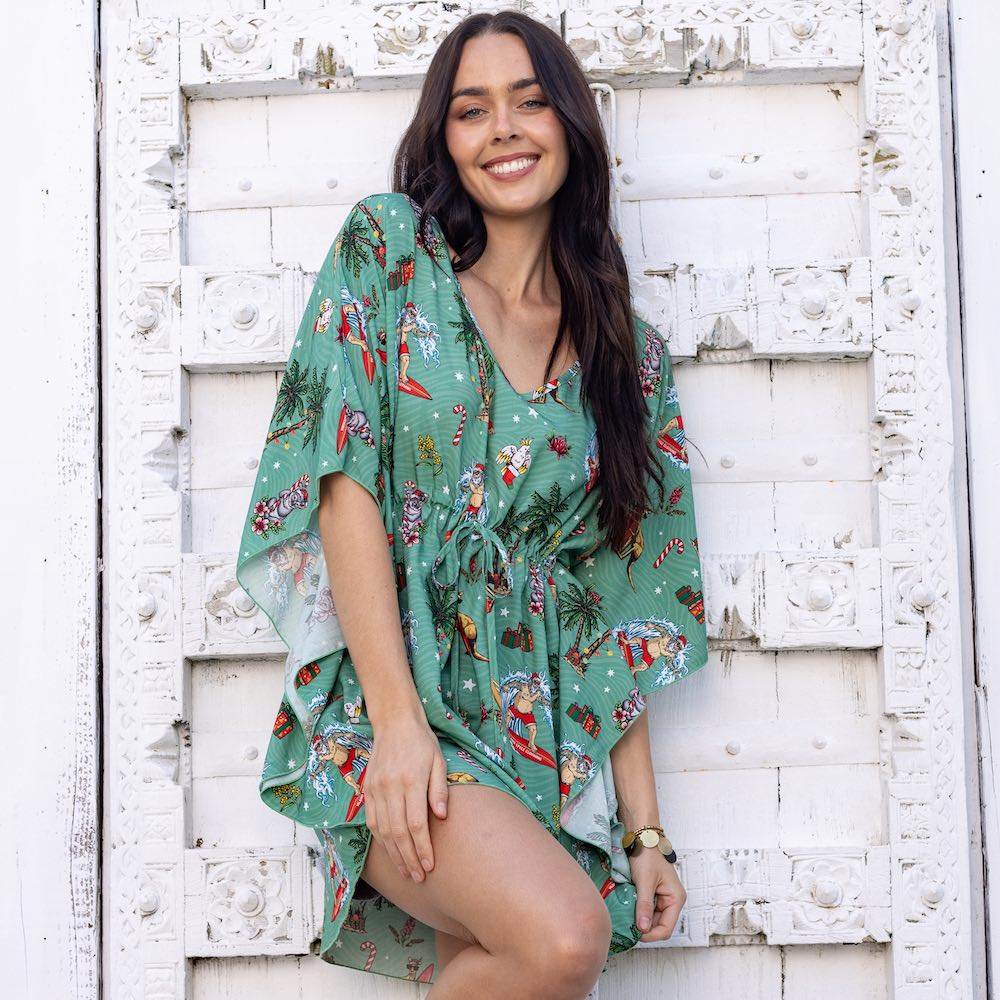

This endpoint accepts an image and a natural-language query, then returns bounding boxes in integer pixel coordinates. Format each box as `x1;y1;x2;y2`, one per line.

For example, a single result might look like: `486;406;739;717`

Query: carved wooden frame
104;2;973;997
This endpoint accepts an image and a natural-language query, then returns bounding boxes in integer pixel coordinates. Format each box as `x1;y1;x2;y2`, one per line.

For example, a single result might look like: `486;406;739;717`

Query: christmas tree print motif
266;360;332;451
559;583;608;677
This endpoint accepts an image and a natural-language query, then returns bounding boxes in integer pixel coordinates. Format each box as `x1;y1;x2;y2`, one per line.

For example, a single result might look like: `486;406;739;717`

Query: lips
482;155;541;176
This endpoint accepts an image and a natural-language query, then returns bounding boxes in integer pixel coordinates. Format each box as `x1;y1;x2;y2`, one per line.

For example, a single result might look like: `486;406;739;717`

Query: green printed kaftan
235;192;709;984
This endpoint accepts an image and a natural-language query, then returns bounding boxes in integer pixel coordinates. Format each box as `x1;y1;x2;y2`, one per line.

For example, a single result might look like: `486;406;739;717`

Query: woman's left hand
629;847;686;942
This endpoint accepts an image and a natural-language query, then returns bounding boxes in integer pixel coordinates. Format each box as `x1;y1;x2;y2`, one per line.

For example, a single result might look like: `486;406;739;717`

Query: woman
236;10;709;997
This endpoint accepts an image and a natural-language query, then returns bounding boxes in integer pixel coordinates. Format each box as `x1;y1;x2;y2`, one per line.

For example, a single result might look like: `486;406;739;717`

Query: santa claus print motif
496;437;533;486
263;532;321;612
497;670;556;767
452;462;490;523
308;723;373;821
613;616;690;687
558;740;594;812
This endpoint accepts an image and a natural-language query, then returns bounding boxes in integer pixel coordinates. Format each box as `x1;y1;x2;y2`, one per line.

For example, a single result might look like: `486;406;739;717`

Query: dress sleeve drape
235;196;396;763
583;316;709;705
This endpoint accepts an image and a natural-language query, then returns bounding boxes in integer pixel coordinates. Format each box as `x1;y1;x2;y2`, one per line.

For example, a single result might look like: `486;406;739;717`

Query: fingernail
398;865;409;879
437;801;447;813
639;916;651;930
422;857;433;871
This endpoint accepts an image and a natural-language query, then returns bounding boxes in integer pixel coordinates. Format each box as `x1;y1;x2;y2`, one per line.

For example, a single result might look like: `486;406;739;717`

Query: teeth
484;156;538;175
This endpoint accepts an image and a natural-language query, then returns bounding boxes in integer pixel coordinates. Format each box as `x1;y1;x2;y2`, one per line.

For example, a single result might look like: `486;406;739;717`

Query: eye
457;98;547;120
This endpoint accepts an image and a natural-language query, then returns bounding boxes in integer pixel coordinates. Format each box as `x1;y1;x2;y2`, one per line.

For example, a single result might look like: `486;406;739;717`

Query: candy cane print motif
652;537;684;568
452;403;467;445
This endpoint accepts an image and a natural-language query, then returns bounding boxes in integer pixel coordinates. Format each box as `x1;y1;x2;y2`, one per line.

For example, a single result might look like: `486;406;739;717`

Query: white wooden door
101;2;979;998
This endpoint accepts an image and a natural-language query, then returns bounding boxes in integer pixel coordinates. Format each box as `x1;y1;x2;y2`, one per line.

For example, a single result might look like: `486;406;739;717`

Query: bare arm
611;709;688;940
318;471;423;728
318;471;449;883
609;710;661;829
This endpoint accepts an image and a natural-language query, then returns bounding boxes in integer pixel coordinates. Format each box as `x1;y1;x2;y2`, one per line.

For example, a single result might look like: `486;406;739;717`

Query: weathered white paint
98;2;982;999
2;3;100;1000
948;1;1000;996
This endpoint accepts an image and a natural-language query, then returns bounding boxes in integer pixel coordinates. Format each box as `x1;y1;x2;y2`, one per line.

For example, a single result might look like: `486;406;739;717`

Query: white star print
288;759;297;767
573;684;580;692
536;794;543;801
390;208;397;216
607;668;615;676
604;686;610;693
295;339;301;347
442;485;450;494
273;461;281;469
321;460;329;468
528;407;539;418
433;411;440;419
692;569;699;577
454;372;465;381
654;586;662;594
499;607;510;617
583;556;595;567
512;414;521;423
463;678;476;690
262;476;268;484
403;425;409;432
431;280;437;289
569;473;576;481
498;499;505;508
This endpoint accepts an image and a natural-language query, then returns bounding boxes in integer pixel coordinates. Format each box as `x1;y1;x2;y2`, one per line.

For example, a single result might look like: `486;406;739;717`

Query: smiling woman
240;9;710;997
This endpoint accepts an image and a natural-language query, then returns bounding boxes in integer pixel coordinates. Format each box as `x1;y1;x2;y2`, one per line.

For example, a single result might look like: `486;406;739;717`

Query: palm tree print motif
559;583;608;677
266;359;331;451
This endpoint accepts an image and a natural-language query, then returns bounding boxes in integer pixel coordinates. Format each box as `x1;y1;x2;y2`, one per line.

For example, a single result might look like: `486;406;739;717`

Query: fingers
388;779;430;882
638;892;684;943
428;751;449;823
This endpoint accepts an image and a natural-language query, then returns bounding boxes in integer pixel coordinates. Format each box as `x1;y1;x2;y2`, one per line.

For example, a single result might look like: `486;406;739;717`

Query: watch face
639;829;660;848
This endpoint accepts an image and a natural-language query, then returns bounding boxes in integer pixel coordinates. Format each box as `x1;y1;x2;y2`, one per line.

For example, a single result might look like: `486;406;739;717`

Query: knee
523;900;611;999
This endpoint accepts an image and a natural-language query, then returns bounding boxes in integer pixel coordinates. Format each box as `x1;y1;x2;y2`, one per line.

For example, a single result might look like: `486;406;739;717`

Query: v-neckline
428;216;582;399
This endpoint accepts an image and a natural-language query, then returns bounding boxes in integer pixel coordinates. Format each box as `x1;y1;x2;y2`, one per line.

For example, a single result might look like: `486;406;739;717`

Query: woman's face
444;32;569;220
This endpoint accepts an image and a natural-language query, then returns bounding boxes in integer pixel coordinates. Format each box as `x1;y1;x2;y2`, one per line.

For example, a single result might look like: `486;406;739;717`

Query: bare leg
360;783;611;1000
434;927;474;973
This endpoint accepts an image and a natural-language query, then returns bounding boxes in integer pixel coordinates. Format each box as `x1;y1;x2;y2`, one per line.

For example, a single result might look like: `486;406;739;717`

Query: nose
491;103;519;142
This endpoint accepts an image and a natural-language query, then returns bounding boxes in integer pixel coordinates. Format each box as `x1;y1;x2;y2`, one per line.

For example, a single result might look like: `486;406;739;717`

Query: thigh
360;783;608;957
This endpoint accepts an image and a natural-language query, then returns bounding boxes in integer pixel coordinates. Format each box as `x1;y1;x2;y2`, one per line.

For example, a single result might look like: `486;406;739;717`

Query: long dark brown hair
390;10;664;549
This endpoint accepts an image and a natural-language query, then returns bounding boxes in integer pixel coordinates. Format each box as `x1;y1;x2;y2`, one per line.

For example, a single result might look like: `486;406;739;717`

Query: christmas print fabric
235;192;709;984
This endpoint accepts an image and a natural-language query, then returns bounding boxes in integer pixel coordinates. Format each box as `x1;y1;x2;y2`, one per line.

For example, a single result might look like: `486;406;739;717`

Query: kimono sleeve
589;318;709;699
234;196;395;681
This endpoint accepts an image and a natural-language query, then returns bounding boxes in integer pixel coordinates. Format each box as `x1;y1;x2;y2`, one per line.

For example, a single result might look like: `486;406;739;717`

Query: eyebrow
449;77;541;102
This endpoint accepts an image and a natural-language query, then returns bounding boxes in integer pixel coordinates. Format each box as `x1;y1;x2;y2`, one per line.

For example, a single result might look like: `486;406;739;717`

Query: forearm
318;471;424;730
609;709;662;829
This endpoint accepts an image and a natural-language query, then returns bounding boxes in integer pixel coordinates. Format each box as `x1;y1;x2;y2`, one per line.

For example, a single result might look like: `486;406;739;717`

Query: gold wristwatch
622;825;677;863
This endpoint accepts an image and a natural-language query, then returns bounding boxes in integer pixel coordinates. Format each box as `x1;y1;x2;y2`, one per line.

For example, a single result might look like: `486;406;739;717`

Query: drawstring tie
431;517;514;751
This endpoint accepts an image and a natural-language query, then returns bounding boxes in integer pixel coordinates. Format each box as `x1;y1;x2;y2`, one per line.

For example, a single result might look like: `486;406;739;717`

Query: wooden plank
5;3;100;1000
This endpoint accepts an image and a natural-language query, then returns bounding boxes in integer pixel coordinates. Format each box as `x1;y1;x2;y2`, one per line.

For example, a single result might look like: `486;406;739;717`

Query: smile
482;155;540;178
